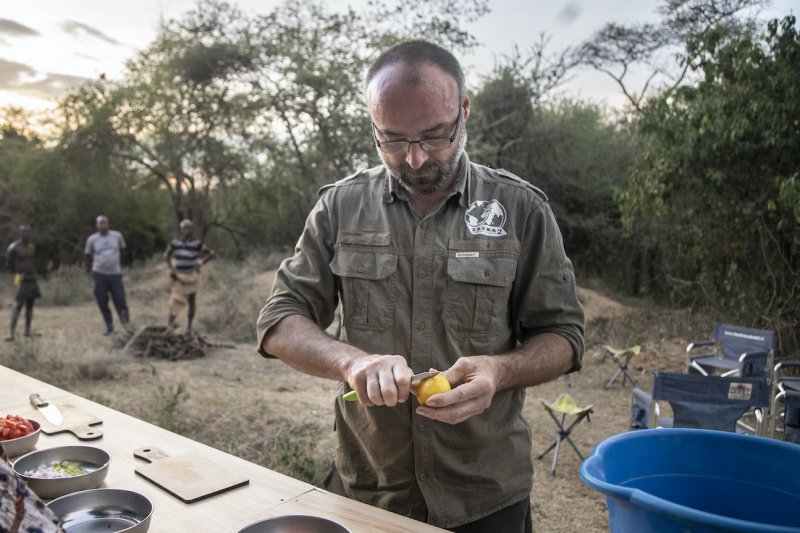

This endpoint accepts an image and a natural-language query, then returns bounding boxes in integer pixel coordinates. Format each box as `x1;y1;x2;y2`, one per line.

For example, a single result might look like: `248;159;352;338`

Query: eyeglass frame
372;106;462;154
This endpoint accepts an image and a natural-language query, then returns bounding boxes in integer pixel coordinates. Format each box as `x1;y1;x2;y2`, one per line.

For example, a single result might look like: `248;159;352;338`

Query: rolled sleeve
256;194;339;357
512;199;585;372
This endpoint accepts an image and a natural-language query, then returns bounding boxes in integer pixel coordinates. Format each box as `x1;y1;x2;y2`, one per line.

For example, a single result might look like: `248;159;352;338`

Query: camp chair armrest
686;342;719;372
686;339;716;353
688;359;710;376
775;360;800;374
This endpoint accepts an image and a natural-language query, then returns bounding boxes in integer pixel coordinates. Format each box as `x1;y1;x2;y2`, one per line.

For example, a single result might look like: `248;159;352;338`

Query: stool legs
537;411;591;476
604;355;639;389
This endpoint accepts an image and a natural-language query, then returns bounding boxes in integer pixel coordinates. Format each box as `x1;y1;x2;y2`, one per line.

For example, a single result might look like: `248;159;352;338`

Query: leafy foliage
579;0;769;111
621;16;800;346
469;64;637;286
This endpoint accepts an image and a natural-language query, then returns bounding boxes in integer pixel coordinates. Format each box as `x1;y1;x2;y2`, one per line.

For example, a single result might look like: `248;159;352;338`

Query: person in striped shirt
164;219;214;334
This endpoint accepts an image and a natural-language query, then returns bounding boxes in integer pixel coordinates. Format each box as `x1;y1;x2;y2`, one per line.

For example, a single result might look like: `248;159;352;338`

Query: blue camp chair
772;390;800;444
630;371;770;434
770;361;800;441
783;392;800;444
686;323;776;378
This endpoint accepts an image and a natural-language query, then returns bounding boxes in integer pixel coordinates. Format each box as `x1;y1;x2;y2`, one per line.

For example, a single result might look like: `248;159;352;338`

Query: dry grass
0;259;710;531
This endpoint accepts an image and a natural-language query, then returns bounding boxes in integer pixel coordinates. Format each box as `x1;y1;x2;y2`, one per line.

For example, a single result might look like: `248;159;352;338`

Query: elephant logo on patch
465;199;507;237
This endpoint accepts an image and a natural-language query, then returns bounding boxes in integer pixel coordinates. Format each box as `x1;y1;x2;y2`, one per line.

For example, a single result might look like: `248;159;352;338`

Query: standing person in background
164;219;215;334
5;224;41;341
84;215;129;336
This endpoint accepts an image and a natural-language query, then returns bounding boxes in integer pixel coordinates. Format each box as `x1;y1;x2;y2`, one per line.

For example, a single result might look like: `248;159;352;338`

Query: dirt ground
0;260;708;532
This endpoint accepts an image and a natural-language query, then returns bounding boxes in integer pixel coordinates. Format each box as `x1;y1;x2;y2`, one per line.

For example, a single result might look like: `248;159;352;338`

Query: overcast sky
0;0;796;112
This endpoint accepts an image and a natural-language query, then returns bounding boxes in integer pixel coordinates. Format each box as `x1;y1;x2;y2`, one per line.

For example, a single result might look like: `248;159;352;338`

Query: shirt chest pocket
446;253;518;337
330;242;398;333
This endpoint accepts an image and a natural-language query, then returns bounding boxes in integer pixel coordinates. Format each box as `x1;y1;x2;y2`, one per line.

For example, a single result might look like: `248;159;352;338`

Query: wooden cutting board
134;446;249;503
24;404;103;440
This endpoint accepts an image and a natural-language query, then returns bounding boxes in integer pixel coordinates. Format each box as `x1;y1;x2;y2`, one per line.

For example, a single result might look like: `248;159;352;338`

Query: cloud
557;2;582;25
60;20;121;46
0;57;36;88
0;57;90;99
0;18;40;37
22;72;92;98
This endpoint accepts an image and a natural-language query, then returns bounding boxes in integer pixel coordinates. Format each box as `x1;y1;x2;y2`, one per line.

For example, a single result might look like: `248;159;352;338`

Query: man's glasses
372;107;462;154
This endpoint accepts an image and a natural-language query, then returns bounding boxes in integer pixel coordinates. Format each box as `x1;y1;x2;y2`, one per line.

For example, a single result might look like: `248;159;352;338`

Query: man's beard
382;127;467;196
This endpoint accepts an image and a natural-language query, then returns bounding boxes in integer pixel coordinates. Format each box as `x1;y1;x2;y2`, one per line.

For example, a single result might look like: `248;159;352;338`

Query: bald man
257;41;584;532
85;215;129;335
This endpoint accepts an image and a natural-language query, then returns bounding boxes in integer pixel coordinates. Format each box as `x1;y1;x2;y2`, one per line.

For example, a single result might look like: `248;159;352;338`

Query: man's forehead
366;62;458;105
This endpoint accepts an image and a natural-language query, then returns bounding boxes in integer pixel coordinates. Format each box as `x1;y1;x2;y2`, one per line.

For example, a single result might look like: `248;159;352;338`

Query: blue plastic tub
580;428;800;532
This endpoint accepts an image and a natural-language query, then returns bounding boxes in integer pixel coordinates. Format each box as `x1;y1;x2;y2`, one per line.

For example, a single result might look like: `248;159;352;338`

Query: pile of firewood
118;325;232;361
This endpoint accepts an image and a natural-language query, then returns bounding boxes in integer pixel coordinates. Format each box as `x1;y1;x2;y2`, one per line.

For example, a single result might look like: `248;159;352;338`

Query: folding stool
603;345;641;389
537;393;593;475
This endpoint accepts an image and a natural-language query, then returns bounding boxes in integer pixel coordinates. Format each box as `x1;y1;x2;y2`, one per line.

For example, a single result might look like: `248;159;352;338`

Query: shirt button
420;221;429;228
483;270;491;278
418;271;426;278
418;424;426;432
418;473;427;481
416;322;426;330
357;265;365;273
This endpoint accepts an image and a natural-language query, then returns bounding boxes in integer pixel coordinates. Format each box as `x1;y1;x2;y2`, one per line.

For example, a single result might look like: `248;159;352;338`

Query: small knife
30;393;63;426
343;371;439;402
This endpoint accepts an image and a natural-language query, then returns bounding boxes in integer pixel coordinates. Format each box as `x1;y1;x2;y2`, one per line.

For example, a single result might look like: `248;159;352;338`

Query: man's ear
462;95;470;123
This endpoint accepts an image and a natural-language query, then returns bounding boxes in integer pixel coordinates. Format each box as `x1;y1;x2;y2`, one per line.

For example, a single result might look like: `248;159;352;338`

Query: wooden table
0;365;445;533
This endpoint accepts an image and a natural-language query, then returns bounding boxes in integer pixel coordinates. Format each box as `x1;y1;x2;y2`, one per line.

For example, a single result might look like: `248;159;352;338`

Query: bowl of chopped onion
13;445;110;499
0;415;40;457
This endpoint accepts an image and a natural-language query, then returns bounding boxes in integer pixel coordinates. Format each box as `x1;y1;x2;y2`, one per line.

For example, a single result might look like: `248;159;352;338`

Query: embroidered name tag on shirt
455;252;480;258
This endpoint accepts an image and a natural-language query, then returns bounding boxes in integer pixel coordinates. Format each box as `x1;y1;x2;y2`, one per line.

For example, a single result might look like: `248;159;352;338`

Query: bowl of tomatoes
0;414;41;458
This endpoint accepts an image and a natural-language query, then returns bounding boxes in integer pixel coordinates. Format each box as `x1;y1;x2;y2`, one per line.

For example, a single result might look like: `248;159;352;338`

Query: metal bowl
1;418;41;457
238;515;352;533
48;488;153;533
13;445;110;499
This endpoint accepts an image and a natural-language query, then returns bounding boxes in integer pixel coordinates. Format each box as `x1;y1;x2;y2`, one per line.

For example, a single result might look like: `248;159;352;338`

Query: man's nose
405;142;429;169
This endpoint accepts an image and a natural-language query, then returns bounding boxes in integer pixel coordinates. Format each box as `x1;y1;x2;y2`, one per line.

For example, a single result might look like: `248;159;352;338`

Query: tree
620;16;800;346
579;0;769;111
55;0;492;256
468;55;637;286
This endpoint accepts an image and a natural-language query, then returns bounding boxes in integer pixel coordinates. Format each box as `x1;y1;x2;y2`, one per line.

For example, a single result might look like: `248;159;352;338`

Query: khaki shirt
257;153;585;528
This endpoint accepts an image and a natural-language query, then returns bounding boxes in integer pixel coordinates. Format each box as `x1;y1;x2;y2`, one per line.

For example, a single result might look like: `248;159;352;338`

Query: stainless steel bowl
13;445;110;499
1;418;41;457
238;515;352;533
47;488;153;533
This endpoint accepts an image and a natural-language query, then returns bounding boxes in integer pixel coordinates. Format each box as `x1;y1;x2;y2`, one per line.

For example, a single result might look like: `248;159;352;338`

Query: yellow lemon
416;373;451;406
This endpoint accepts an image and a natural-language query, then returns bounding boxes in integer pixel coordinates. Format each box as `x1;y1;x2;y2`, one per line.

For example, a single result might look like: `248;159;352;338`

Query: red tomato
0;414;35;440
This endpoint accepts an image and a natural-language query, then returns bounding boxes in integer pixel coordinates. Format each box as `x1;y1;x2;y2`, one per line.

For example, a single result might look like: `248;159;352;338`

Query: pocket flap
338;231;391;246
331;250;398;280
447;256;517;287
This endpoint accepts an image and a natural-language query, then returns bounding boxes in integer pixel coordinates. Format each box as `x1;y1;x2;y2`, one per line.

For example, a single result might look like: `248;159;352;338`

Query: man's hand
346;354;414;407
416;356;498;425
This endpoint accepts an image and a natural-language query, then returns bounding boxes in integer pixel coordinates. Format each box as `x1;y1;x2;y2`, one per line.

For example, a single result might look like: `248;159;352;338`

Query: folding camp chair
772;390;800;444
603;345;641;390
686;323;775;379
537;393;593;475
630;371;770;433
770;361;800;439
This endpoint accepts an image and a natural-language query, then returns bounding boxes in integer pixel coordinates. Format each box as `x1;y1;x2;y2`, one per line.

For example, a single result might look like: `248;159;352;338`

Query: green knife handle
343;390;358;402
